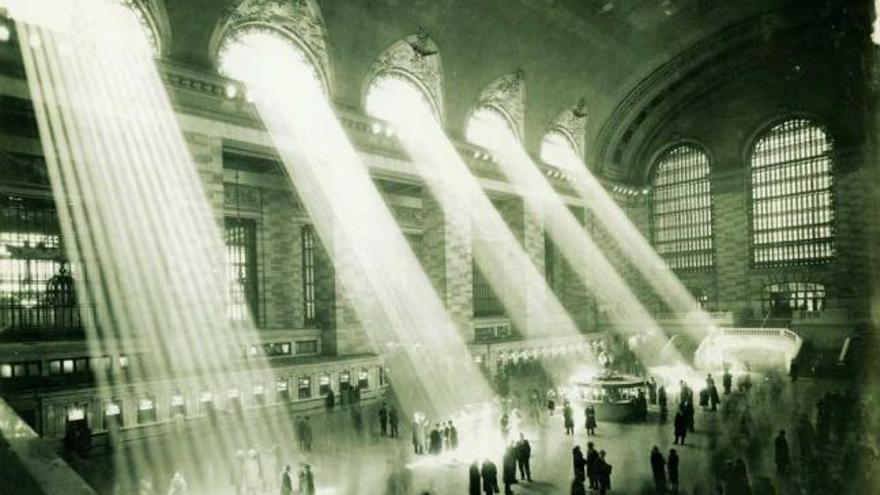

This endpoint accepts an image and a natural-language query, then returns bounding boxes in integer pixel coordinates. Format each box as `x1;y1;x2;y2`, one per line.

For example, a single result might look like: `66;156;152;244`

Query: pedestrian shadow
516;480;557;492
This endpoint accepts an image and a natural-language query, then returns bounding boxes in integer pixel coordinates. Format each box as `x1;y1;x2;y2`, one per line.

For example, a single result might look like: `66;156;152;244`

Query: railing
694;327;803;372
0;304;90;337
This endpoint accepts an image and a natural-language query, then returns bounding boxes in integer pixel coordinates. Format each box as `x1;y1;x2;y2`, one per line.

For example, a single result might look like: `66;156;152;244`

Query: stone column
421;191;473;336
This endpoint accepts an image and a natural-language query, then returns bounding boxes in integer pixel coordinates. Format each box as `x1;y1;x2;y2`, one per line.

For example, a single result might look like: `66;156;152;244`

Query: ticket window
228;389;242;414
276;379;290;401
358;369;369;390
137;397;156;424
253;384;266;406
200;391;215;416
319;374;331;396
170;392;186;418
298;377;311;400
339;371;351;391
66;405;87;426
104;400;123;428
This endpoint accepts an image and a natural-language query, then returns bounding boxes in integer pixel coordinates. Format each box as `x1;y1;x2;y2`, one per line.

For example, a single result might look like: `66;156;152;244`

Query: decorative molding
475;70;526;140
593;3;817;179
549;97;588;158
212;0;332;91
365;28;445;121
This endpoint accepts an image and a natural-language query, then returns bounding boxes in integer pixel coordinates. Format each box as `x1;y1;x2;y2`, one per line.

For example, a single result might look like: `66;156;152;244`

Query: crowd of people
571;442;612;494
411;413;458;455
469;433;533;495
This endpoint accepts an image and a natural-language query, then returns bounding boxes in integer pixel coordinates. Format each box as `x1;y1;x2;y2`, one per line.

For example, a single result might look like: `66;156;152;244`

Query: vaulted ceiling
160;1;863;170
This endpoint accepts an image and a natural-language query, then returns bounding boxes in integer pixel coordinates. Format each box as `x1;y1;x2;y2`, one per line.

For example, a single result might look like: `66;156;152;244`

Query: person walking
379;403;389;436
563;401;575;435
668;448;680;493
585;405;597;436
722;369;733;395
297;463;315;495
469;461;482;495
586;442;600;490
650;446;667;494
280;465;293;495
481;458;499;495
775;429;790;474
449;420;458;449
389;407;399;438
674;409;687;445
597;450;612;495
516;433;532;482
658;385;668;420
572;446;586;482
167;471;188;495
502;444;518;495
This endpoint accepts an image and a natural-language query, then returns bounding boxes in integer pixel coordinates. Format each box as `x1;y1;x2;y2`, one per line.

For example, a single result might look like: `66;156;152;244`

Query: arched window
540;130;582;170
365;73;437;123
466;106;518;149
650;144;714;270
121;0;161;56
218;28;323;95
749;119;834;265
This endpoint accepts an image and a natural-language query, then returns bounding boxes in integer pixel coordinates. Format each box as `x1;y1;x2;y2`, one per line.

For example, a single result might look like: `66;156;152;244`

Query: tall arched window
218;28;324;95
122;0;161;56
540;130;582;170
466;106;518;149
651;144;714;270
749;119;834;265
365;73;438;123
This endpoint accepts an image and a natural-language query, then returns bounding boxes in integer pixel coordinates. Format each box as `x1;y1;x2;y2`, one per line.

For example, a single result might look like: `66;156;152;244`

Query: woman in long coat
469;461;482;495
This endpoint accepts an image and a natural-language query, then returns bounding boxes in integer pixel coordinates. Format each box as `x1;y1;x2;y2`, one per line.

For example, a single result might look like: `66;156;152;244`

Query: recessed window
137;397;156;424
750;119;834;266
301;225;317;325
295;340;318;356
67;405;86;422
104;399;123;427
651;144;714;270
276;378;290;400
225;217;258;322
227;389;242;414
200;391;215;415
253;384;265;405
170;391;186;417
358;369;369;389
319;374;331;396
298;377;311;400
763;282;826;317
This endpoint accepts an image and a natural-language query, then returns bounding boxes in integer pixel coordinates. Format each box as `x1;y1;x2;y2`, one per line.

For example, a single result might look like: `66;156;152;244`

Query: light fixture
225;83;238;99
0;22;10;43
370;122;382;134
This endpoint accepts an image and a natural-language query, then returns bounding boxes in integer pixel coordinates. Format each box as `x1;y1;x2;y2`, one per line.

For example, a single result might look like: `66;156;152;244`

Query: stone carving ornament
214;0;332;91
549;98;588;158
365;28;445;122
474;70;526;140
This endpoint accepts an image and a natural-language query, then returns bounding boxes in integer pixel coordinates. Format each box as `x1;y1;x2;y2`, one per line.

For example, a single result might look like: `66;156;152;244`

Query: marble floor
64;376;877;495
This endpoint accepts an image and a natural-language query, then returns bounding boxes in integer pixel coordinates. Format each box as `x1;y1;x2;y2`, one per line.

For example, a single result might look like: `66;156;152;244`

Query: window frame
301;225;317;326
746;117;836;267
649;142;716;271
